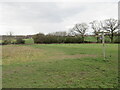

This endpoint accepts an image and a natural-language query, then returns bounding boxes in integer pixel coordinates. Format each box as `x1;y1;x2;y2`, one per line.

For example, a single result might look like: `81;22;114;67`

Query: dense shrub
33;33;45;43
11;40;16;44
33;34;83;44
16;38;25;44
114;36;120;43
2;40;11;45
43;35;58;43
33;33;119;44
57;37;66;43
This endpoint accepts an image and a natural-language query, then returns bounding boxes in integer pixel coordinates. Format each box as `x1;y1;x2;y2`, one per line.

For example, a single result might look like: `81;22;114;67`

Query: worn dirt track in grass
48;54;96;60
2;45;97;65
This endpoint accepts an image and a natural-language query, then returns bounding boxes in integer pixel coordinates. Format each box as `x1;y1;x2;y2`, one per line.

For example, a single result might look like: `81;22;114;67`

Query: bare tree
101;18;119;43
5;31;14;41
72;23;88;42
67;29;77;36
90;20;102;43
7;31;13;36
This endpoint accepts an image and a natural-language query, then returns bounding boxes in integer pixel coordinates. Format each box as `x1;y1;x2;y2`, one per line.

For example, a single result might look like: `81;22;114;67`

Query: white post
102;31;105;60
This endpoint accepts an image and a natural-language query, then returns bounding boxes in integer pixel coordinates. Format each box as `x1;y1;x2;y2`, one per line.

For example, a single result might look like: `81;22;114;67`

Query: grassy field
2;44;118;88
0;40;2;43
24;39;34;44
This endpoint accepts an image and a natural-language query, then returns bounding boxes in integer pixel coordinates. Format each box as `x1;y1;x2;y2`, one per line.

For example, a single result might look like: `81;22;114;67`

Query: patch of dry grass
2;45;46;64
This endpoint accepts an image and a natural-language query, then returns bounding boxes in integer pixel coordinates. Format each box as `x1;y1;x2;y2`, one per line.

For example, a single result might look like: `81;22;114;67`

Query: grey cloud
0;2;117;35
1;2;85;23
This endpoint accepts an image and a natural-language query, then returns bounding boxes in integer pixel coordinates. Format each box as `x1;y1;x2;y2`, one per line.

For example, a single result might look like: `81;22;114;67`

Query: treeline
33;18;119;44
33;33;86;44
33;33;119;44
1;18;119;45
2;38;25;45
1;35;33;40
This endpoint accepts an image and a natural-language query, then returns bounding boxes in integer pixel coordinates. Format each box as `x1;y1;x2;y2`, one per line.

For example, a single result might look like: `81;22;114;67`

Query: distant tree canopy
48;31;67;36
33;33;45;43
71;23;89;42
90;20;102;43
101;18;119;43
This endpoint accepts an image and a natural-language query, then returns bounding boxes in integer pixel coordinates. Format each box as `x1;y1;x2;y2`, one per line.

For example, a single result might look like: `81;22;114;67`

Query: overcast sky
0;0;118;35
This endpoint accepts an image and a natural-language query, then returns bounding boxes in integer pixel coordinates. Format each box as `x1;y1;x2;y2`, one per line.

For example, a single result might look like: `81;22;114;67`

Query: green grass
85;36;97;42
2;44;118;88
0;40;2;43
24;38;34;44
85;36;117;43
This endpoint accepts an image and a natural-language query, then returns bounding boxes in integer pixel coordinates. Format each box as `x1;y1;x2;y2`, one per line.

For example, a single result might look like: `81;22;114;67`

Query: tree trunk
97;36;99;43
111;31;114;43
111;36;113;43
82;35;84;43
